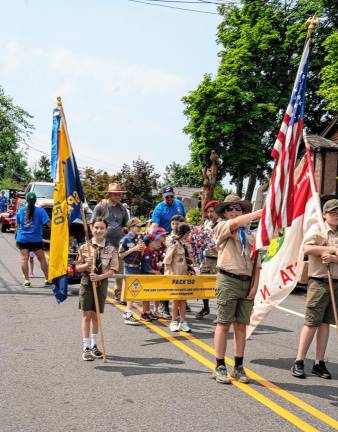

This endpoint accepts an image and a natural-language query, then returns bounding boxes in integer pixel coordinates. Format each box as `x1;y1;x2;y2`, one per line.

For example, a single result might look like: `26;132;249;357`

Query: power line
128;0;220;15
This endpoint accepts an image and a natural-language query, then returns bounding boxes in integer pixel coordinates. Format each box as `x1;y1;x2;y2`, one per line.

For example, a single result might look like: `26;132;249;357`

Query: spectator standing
91;183;129;301
0;191;8;212
149;186;186;234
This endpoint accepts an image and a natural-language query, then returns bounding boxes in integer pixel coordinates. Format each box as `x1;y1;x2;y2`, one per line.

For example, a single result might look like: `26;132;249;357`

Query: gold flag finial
56;96;62;107
306;15;320;39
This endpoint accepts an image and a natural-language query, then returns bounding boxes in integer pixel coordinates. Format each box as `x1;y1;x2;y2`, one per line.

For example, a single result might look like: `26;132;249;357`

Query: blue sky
1;0;223;175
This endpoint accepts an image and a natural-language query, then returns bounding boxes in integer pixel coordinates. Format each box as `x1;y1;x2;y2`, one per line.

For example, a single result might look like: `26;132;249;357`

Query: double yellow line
106;292;337;432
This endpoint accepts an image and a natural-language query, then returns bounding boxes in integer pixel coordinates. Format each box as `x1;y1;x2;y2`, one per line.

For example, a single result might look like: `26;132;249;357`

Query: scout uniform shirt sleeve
109;249;119;272
76;244;87;266
214;220;232;249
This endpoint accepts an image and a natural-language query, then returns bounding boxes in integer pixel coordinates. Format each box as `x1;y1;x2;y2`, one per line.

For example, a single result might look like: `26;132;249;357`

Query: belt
309;276;338;283
125;263;140;268
218;268;251;281
205;256;217;260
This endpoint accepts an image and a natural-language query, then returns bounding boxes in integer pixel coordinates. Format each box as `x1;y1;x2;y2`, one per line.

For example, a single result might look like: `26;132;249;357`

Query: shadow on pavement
95;355;207;376
251;324;293;337
251;357;338;406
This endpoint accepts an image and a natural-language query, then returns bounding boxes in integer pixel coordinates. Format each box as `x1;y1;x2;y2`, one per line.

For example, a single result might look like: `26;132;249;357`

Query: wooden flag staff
303;129;338;335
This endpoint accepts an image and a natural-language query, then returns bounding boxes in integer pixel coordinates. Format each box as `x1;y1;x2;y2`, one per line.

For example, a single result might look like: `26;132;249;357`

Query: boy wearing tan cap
292;199;338;379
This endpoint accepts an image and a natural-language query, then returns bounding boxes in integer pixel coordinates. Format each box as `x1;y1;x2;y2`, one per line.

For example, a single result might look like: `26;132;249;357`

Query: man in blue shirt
0;191;8;212
16;192;50;287
149;186;186;233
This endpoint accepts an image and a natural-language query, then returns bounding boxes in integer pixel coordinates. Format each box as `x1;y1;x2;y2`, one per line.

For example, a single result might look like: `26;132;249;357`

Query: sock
216;358;225;368
234;356;243;368
203;299;209;309
295;359;304;366
82;337;90;351
315;360;322;365
91;334;98;348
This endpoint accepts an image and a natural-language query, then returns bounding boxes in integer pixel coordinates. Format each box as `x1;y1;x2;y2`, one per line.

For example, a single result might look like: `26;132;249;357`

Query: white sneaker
178;321;191;333
169;321;179;332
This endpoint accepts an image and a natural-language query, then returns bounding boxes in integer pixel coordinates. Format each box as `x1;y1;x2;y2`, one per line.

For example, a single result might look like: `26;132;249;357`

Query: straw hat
215;194;252;215
107;183;126;193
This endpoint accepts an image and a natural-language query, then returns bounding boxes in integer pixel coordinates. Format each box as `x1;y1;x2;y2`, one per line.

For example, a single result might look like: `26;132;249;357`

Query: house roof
321;116;338;138
307;135;338;150
174;186;202;198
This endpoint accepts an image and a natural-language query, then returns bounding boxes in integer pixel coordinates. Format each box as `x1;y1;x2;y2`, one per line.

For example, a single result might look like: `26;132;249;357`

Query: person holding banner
76;217;119;361
212;195;262;384
292;199;338;379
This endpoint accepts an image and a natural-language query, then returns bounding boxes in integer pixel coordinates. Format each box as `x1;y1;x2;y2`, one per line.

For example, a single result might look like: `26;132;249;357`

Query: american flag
254;39;311;251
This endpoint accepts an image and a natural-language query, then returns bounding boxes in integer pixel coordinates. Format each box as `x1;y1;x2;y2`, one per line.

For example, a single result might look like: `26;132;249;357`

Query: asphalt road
1;232;337;432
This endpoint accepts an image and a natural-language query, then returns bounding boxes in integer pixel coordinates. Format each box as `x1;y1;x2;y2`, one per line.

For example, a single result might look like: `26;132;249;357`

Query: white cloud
0;39;187;97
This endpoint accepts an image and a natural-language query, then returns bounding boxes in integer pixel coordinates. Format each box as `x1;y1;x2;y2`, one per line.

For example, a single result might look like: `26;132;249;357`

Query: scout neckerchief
91;240;106;286
238;226;247;256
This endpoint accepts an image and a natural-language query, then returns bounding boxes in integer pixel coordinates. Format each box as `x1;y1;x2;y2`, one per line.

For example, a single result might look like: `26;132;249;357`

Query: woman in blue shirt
16;192;50;287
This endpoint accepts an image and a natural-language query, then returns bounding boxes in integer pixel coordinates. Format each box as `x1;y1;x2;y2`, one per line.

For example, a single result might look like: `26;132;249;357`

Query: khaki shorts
200;257;217;274
79;276;108;313
305;278;338;326
216;273;253;325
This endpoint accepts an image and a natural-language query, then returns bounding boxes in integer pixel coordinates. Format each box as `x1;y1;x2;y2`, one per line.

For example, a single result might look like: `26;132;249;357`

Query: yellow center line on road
106;296;320;432
107;290;337;431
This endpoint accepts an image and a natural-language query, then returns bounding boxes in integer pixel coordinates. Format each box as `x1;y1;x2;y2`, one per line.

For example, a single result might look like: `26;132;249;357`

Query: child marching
76;217;119;361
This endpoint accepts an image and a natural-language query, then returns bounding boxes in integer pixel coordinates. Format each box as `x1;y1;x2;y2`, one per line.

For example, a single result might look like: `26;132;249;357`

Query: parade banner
121;274;216;301
247;150;323;337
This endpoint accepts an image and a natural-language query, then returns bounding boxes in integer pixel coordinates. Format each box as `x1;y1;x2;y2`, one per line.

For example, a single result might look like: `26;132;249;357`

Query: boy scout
292;199;338;379
212;195;262;384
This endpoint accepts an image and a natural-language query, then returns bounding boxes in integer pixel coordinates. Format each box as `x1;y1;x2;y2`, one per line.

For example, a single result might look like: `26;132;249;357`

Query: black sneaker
312;361;332;379
91;345;103;359
82;348;94;361
195;308;210;320
291;361;305;378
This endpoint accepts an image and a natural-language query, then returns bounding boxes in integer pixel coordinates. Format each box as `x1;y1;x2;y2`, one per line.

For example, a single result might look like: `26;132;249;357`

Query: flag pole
56;96;108;361
303;130;338;335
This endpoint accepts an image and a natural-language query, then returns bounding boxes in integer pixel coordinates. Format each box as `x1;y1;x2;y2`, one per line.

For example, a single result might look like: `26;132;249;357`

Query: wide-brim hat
127;217;147;228
215;194;252;215
107;183;126;193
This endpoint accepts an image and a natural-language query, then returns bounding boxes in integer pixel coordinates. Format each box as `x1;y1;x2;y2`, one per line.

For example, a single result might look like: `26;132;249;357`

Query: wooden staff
81;203;107;362
326;265;338;335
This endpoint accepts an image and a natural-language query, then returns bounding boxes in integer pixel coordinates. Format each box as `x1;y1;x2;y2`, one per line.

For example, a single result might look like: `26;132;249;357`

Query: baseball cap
163;186;174;197
204;200;219;210
26;192;37;201
127;217;146;228
323;199;338;213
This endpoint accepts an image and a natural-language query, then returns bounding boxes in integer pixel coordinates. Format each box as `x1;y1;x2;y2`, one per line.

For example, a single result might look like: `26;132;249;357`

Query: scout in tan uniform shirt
163;223;193;333
212;195;262;385
76;217;119;361
292;199;338;379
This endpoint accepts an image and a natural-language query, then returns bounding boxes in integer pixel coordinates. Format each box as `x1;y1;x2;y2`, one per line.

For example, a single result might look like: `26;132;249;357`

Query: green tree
81;167;115;203
0;86;33;183
182;0;337;199
33;156;52;182
163;161;202;187
319;32;338;111
118;158;160;217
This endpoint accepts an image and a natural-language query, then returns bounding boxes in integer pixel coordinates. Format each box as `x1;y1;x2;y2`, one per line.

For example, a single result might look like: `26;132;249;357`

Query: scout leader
292;199;338;379
212;195;262;384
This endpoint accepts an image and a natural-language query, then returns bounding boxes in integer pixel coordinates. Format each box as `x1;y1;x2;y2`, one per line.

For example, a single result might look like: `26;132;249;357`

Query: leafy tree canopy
81;167;115;203
182;0;337;198
0;86;33;183
33;156;52;182
117;158;160;217
162;161;202;188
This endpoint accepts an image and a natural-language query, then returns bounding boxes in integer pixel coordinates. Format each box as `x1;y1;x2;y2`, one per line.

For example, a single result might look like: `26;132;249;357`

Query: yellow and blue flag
48;100;84;303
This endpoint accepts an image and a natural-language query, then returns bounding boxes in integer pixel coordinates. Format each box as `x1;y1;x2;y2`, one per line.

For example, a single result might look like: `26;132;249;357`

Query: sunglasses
165;195;174;199
225;204;242;211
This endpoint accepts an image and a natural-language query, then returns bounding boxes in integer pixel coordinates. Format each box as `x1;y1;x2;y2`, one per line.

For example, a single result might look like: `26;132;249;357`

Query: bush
186;207;201;226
